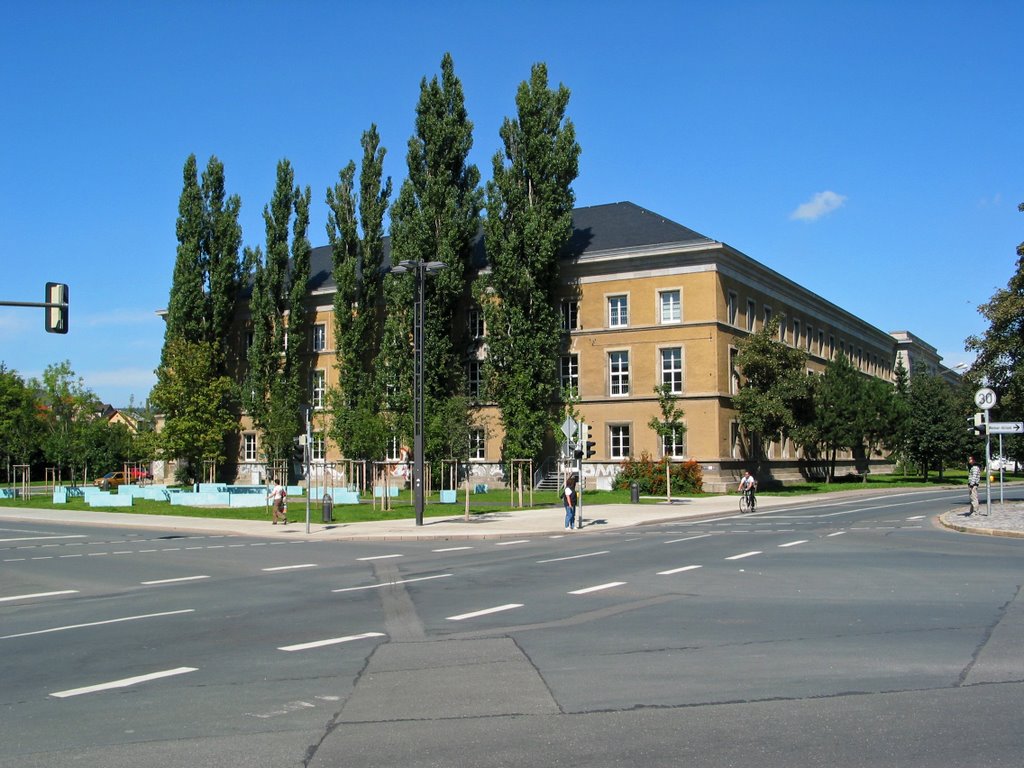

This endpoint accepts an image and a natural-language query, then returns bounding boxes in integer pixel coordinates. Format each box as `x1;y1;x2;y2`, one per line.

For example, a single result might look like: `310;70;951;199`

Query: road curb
938;511;1024;539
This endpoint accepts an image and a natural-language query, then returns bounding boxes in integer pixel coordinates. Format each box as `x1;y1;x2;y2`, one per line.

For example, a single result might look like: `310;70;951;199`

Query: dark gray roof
305;201;713;293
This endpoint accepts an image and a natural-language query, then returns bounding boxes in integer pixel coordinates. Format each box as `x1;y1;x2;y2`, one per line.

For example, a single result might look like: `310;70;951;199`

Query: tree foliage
326;125;392;461
904;371;962;480
480;62;580;462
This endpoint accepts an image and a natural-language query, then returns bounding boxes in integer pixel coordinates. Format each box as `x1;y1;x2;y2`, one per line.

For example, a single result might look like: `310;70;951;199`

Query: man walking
966;456;981;516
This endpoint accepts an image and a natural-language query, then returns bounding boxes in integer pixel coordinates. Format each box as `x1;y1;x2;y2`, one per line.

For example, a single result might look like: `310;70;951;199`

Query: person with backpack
563;474;578;531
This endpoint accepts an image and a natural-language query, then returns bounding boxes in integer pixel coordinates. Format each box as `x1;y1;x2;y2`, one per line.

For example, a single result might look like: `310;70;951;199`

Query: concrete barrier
0;488;18;499
87;490;134;507
440;489;457;504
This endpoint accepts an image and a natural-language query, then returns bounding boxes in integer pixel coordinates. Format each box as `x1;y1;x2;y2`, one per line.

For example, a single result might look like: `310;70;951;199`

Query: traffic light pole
985;409;992;516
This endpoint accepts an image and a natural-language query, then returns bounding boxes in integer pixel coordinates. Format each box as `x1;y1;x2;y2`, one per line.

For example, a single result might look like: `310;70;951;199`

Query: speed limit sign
974;387;997;410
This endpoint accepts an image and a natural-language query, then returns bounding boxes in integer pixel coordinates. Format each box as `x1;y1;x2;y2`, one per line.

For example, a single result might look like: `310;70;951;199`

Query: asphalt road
2;487;1022;767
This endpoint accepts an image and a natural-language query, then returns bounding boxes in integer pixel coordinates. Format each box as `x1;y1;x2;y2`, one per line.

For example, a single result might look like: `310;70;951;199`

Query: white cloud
790;190;847;221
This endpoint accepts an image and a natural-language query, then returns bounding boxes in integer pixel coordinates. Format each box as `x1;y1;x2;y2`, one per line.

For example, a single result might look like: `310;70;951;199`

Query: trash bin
321;493;333;523
630;481;639;503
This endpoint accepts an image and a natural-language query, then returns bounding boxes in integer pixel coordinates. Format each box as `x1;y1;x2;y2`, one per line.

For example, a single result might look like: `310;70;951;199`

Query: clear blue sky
2;1;1021;406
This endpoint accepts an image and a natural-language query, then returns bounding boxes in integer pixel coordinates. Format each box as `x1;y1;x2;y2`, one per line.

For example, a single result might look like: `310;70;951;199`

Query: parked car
94;471;126;490
989;456;1020;472
128;467;153;481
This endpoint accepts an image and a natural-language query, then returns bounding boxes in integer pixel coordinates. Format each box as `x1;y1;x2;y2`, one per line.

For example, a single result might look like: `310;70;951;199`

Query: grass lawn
0;469;1010;525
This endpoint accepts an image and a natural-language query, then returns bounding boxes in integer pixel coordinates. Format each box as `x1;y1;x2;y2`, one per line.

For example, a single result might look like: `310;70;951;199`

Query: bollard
630;481;640;503
322;493;333;523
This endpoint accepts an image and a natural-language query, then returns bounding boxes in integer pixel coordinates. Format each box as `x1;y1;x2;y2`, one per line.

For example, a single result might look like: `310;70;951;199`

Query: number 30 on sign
974;387;997;410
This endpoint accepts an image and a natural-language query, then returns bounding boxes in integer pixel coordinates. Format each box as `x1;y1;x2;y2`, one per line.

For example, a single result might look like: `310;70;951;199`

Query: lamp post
387;258;446;526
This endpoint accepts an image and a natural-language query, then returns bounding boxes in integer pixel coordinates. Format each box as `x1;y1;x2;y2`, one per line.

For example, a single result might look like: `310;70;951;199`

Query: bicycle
738;488;756;514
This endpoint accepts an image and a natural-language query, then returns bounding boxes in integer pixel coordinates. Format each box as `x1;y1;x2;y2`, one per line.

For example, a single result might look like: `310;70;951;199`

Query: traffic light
45;282;68;334
968;412;986;436
581;422;597;459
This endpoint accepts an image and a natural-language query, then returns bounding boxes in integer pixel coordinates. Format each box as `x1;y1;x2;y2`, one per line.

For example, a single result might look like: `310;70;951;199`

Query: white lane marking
356;554;403;561
0;590;78;603
447;603;523;621
537;550;609;564
827;531;846;537
495;540;530;546
778;540;808;548
50;667;197;699
569;582;626;595
657;565;703;575
31;557;53;560
664;534;713;544
59;554;83;559
141;575;210;586
279;631;386;652
262;564;318;572
332;573;452;593
0;535;88;543
88;552;109;557
1;610;195;640
906;515;926;520
3;558;26;562
725;551;762;561
432;546;473;552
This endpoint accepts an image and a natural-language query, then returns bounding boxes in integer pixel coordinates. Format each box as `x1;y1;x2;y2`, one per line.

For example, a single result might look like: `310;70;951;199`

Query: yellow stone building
227;202;954;492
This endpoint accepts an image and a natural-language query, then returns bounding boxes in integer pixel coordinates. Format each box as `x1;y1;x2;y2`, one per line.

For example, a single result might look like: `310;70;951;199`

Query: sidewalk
3;492;1022;541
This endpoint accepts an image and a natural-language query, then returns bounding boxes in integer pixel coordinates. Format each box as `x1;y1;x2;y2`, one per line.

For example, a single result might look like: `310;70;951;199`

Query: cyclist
737;470;757;512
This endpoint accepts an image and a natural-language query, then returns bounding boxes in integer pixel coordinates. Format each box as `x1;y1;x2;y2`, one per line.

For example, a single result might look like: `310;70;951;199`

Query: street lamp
387;258;446;526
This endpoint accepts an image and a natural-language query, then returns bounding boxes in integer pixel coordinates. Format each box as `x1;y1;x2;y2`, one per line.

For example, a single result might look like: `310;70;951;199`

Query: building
226;201;950;492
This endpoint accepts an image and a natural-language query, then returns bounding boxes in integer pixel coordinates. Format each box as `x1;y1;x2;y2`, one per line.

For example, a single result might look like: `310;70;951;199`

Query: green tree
151;339;238;483
327;125;392;461
733;318;814;469
34;361;102;482
163;155;207;354
202;156;244;373
244;160;312;469
480;62;581;462
648;383;688;501
0;364;43;476
905;372;961;480
810;353;862;481
966;201;1024;462
387;53;483;460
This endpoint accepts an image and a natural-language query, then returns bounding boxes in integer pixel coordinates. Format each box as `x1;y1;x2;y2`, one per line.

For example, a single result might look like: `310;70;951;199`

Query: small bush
614;452;703;495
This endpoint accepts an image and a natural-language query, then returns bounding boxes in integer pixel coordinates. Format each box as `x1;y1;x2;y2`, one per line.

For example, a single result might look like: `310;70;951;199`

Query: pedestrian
268;477;287;524
563;474;578;531
965;456;981;516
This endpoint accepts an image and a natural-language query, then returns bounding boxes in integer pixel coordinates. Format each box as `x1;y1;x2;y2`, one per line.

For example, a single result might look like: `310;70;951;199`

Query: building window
467;307;485;339
818;329;825;356
661;347;683;394
386;436;403;462
779;315;787;343
805;325;813;352
467;360;483;400
792;319;800;348
312;323;326;352
829;335;835;359
608;295;628;328
243;433;257;462
729;347;740;395
560;354;579;392
610;425;630;459
764;306;772;328
561;299;579;332
311;432;325;462
311;369;326;408
727;291;738;326
609;350;630;396
746;299;756;332
731;421;741;459
660;290;681;324
469;428;486;460
662;426;686;458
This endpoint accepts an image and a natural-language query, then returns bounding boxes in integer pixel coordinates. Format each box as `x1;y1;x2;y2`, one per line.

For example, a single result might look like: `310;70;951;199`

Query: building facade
224;202;947;492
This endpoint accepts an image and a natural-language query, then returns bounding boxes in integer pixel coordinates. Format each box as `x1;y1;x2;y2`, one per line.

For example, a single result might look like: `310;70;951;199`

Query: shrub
614;452;703;495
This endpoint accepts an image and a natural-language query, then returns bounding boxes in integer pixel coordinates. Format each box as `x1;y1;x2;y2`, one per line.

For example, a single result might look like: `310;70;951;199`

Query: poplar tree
244;160;312;468
386;53;483;463
163;155;207;355
202;156;244;373
326;126;392;460
481;62;580;461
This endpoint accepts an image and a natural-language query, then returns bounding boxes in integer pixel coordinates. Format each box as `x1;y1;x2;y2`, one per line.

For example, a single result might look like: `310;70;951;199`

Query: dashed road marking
141;575;210;586
447;603;523;621
537;550;609;564
569;582;626;595
1;609;194;640
278;631;386;652
50;667;197;699
657;565;702;575
725;551;762;561
332;573;452;593
0;589;78;603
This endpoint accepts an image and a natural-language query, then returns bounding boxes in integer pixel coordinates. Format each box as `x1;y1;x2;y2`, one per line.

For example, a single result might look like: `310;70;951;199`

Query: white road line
141;575;210;586
1;609;195;640
906;515;926;520
50;667;198;699
569;582;626;595
664;534;713;544
87;552;109;557
0;535;87;543
495;540;530;546
657;565;703;575
332;573;452;593
432;546;473;552
778;540;808;548
0;590;78;603
278;632;386;652
447;604;523;621
3;558;26;562
827;531;846;537
262;564;318;572
356;554;403;561
537;550;609;564
58;554;83;559
725;551;762;561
